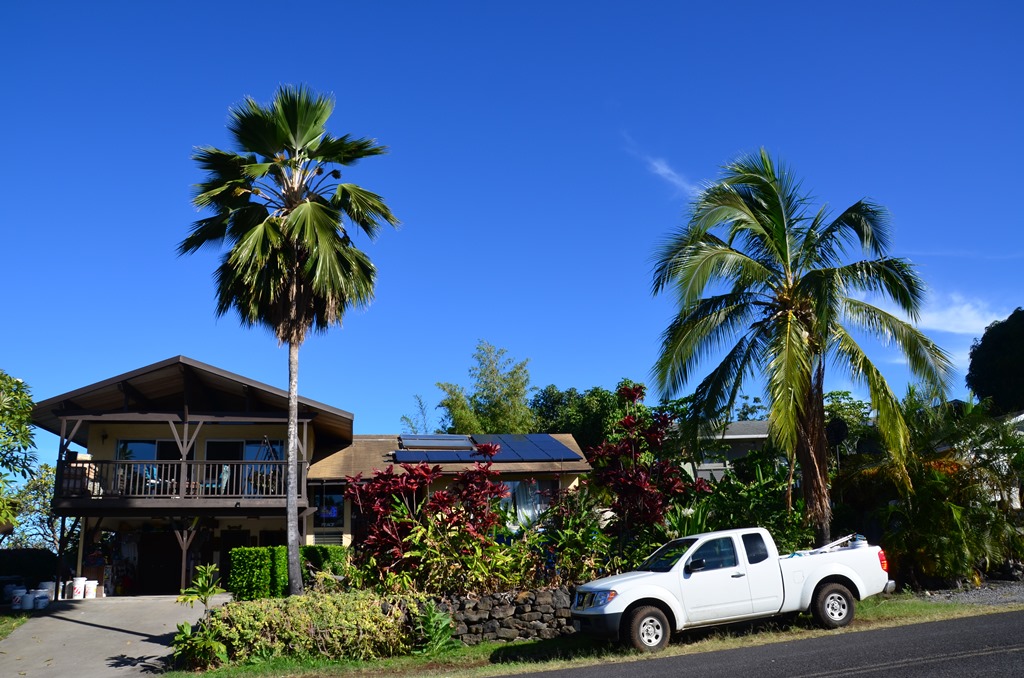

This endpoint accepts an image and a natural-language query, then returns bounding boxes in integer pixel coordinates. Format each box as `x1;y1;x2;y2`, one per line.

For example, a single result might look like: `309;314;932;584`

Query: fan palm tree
652;149;951;545
179;85;399;594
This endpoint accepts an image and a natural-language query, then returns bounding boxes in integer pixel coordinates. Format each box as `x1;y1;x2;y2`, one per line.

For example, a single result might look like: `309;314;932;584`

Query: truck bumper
571;611;622;639
884;580;896;594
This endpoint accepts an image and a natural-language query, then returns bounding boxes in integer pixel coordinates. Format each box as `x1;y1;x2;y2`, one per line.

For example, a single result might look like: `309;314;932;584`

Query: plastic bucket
72;577;87;600
10;587;27;610
40;581;56;601
84;581;98;599
34;591;49;610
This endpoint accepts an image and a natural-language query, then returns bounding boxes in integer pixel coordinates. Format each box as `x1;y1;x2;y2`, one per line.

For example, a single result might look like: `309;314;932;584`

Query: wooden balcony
53;459;308;517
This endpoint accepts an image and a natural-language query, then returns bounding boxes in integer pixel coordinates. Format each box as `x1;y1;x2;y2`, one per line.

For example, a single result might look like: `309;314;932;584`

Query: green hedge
227;548;272;601
208;591;419;662
227;545;351;601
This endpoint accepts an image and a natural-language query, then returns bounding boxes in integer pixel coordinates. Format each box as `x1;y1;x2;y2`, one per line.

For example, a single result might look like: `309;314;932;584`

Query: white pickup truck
571;527;895;651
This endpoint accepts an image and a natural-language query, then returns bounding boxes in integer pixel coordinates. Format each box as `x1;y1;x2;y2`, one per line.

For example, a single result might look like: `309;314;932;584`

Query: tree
399;395;437;434
651;149;951;545
530;383;618;451
436;341;536;434
966;307;1024;415
0;370;36;479
6;464;80;556
179;85;399;595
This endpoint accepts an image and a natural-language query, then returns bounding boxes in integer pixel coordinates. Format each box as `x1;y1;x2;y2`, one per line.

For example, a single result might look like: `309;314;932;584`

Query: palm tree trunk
286;338;304;595
796;361;832;546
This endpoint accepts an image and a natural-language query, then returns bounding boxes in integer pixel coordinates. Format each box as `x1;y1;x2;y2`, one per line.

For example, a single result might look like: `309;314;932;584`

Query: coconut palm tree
179;85;398;594
651;149;951;545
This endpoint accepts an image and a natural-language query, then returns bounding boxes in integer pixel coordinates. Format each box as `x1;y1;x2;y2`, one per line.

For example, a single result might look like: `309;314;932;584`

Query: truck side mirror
685;558;706;574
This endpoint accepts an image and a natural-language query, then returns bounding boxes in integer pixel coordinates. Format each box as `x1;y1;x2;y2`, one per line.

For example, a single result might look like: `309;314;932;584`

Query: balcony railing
55;459;307;501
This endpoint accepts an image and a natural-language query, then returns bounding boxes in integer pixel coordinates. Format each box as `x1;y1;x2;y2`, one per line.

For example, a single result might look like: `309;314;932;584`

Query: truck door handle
731;573;746;578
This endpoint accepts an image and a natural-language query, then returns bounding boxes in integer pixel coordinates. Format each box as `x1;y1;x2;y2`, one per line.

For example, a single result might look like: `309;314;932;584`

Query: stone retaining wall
440;587;575;645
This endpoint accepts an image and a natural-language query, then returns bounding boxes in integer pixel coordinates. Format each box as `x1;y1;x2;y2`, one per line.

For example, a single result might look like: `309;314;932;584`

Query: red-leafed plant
346;442;520;593
586;382;711;570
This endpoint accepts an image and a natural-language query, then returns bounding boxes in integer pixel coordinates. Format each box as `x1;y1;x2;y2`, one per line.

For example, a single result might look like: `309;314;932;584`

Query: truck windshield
636;538;698;572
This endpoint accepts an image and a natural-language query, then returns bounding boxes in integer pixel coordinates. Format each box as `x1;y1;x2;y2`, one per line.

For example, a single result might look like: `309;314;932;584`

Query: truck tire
626;605;670;652
812;582;855;629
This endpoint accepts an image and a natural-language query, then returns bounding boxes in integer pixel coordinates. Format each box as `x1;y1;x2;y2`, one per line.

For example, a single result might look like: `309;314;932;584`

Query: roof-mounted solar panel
400;434;475;450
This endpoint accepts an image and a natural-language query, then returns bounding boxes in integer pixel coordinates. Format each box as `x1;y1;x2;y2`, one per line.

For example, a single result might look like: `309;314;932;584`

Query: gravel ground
917;579;1024;605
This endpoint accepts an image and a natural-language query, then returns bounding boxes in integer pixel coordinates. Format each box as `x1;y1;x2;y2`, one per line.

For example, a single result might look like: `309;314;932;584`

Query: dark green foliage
227;547;272;601
228;545;356;600
0;370;37;479
269;546;289;597
0;549;58;588
967;307;1024;414
702;462;813;554
536;485;609;585
530;384;618;451
839;389;1024;587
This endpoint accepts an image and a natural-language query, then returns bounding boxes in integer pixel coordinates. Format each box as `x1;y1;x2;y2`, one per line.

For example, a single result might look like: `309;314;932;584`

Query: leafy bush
536;485;609;585
173;564;228;670
269;545;288;597
227;547;272;601
208;591;422;663
346;443;512;594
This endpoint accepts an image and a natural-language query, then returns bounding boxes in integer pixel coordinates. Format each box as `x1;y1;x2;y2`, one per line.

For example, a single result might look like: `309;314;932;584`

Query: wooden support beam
118;380;154;410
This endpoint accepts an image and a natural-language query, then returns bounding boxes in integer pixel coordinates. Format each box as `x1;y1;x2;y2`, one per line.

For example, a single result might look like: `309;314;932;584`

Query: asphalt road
534;610;1024;678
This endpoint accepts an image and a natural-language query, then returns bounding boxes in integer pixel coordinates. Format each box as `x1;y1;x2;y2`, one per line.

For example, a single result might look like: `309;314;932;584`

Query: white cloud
645;157;700;196
622;133;700;197
915;294;1006;336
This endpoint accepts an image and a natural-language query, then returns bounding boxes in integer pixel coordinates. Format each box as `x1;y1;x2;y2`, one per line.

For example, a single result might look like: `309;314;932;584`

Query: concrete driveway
0;594;230;677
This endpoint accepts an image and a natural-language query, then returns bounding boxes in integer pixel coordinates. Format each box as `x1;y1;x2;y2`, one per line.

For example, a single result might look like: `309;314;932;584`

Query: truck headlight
591;590;617;607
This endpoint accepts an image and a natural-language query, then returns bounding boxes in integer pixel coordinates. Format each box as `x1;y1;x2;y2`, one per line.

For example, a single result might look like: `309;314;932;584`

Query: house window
311;484;345;528
502;479;558;526
205;439;284;461
117;440;180;461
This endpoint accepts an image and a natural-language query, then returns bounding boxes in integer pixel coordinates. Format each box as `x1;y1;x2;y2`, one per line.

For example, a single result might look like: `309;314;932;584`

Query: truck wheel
812;582;855;629
626;606;670;652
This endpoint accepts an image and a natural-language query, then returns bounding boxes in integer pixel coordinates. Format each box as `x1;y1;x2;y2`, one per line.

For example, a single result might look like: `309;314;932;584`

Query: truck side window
742;533;769;564
690;537;738;570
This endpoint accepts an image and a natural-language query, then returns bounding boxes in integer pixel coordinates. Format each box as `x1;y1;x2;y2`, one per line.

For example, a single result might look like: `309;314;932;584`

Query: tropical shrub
840;388;1024;587
536;484;609;585
173;564;228;670
346;443;514;594
208;591;423;664
228;547;272;601
585;383;697;570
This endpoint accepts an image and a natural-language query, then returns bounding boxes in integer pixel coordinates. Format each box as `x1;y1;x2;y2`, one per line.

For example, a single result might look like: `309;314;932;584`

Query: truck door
741;531;784;614
681;536;753;622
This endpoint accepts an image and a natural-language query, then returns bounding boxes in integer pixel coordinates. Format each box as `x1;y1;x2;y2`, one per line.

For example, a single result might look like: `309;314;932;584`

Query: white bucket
34;591;49;610
72;577;87;600
10;587;27;610
84;580;98;599
40;581;56;601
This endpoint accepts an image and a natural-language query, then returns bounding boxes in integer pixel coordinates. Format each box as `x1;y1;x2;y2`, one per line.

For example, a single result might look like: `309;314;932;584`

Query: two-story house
33;356;589;594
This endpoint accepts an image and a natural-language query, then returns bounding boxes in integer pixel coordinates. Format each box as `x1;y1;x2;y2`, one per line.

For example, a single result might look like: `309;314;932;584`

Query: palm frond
333;184;400;239
841;298;953;392
272;84;333;151
831;325;911;485
764;311;813;452
228;97;283;158
315;134;388;165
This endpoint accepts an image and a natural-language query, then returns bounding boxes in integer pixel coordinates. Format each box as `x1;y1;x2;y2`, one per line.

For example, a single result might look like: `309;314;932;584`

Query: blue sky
4;2;1022;465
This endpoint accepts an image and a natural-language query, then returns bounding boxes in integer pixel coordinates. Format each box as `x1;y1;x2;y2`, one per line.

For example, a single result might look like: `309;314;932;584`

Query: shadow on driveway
0;594;230;677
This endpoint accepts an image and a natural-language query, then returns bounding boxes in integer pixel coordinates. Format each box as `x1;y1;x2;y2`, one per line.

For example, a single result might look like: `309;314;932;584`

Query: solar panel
394;434;582;465
400;434;475;450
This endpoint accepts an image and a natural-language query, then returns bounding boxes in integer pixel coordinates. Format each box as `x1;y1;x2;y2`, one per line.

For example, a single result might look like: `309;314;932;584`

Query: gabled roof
719;420;770;439
308;433;590;481
32;355;354;447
